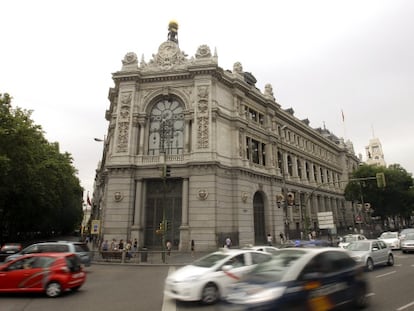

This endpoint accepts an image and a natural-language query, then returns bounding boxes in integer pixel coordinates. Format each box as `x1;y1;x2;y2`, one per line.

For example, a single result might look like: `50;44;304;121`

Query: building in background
91;22;360;251
365;137;386;167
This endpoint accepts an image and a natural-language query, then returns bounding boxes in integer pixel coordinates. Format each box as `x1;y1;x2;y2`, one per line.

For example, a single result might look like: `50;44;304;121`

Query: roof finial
168;20;179;44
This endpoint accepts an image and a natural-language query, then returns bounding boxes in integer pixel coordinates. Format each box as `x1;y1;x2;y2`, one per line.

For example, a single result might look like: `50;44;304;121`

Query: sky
1;0;413;203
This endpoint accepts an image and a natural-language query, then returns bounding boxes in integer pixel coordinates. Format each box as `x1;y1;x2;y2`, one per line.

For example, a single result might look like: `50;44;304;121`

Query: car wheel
387;254;394;266
353;285;368;309
45;282;62;298
366;258;374;271
201;283;219;305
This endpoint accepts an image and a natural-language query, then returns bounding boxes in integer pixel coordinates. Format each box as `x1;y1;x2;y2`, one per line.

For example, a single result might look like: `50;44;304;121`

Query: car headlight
179;275;200;283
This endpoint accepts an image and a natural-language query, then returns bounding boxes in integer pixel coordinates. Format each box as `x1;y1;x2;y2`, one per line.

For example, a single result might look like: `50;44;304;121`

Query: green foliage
344;164;414;223
0;93;83;242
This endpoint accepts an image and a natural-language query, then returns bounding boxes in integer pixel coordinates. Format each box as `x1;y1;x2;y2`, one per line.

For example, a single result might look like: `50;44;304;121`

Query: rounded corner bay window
148;98;184;155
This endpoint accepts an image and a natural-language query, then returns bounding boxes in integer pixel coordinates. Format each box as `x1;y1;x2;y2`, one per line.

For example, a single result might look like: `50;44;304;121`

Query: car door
0;256;45;291
296;252;355;310
370;241;384;264
378;241;390;263
216;253;254;295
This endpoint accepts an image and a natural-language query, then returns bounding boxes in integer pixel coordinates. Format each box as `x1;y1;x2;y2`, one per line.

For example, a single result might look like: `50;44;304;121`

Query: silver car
401;233;414;253
5;241;91;266
346;239;394;271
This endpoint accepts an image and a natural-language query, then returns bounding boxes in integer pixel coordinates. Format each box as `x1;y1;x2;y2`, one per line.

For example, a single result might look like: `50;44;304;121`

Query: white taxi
164;248;271;304
378;231;400;250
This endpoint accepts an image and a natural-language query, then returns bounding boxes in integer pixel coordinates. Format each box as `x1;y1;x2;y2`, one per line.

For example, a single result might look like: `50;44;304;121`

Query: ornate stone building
92;23;360;251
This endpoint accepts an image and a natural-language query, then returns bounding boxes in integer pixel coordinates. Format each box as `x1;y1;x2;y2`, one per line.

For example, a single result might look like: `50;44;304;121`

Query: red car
0;252;86;297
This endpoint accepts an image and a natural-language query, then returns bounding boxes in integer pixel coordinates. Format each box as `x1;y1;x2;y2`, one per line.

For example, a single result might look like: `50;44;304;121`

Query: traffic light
159;221;165;231
161;164;171;178
376;172;386;188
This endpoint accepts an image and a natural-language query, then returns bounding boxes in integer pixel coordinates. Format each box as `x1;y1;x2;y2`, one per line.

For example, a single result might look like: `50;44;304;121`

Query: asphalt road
1;251;414;311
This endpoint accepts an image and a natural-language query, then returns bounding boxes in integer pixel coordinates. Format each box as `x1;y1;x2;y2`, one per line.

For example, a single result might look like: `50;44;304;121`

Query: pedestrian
191;239;195;257
101;240;109;251
166;240;172;256
225;237;232;248
118;239;124;250
110;239;117;250
279;232;284;244
267;233;273;246
125;240;132;259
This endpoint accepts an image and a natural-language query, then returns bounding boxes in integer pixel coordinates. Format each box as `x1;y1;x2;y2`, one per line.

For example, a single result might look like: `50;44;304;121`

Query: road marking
397;300;414;310
366;292;375;297
162;267;176;311
376;271;396;278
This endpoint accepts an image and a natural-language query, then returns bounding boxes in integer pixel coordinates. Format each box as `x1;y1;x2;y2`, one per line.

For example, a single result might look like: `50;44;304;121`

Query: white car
399;228;414;242
242;245;279;255
338;234;367;248
164;248;271;304
378;231;400;250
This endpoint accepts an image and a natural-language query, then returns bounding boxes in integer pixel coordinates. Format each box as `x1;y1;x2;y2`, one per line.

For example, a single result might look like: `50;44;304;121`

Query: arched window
148;98;184;155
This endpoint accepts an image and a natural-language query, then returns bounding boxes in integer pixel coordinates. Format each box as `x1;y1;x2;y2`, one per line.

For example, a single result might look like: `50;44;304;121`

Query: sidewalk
90;250;209;266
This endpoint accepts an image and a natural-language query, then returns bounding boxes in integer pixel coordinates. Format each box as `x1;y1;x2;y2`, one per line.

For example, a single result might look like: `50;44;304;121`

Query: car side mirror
372;247;379;251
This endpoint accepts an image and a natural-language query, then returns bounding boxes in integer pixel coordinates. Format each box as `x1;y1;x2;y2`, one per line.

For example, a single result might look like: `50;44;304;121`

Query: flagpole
341;109;347;140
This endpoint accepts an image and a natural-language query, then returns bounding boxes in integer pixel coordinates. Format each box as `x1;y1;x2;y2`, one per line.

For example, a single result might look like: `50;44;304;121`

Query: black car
224;247;369;310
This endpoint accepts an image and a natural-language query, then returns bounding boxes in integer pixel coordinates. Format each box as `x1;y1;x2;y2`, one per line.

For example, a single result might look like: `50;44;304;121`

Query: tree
0;93;83;243
344;164;414;229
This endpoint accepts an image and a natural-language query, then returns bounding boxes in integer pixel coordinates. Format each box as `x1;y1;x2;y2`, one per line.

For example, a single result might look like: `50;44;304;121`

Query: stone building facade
91;26;360;251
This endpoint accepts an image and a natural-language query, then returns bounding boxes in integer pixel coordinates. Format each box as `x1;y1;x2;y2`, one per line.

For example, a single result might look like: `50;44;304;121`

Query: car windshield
343;236;358;242
246;249;305;282
405;233;414;240
401;229;414;235
192;253;228;268
380;232;398;239
346;242;370;251
74;243;90;252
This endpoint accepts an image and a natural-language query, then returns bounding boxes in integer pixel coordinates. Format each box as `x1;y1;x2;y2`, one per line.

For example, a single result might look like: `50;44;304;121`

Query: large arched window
148;98;184;155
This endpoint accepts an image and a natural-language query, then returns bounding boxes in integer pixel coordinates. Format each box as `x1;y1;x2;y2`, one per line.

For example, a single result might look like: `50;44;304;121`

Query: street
1;251;414;311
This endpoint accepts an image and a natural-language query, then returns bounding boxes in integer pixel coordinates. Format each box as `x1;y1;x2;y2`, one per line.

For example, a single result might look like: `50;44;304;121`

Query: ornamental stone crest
195;45;212;59
148;41;188;70
121;52;138;71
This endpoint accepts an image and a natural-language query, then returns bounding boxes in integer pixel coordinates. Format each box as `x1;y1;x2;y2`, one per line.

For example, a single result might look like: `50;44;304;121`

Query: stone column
184;116;191;153
179;178;190;251
138;119;146;155
130;179;143;247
